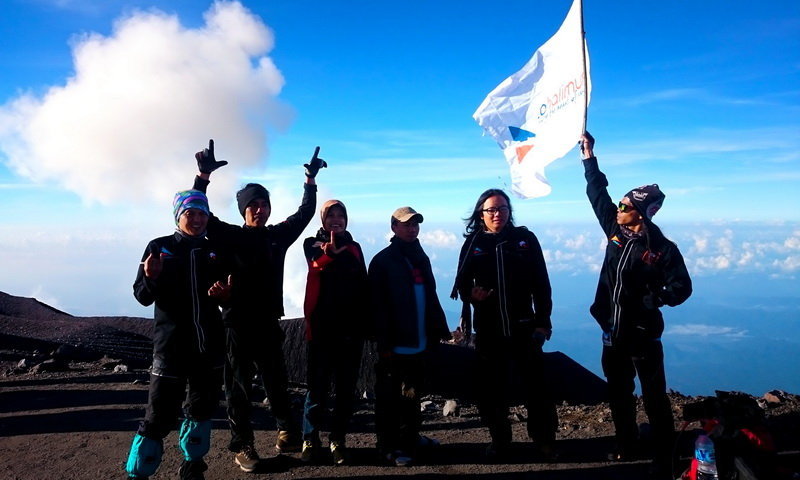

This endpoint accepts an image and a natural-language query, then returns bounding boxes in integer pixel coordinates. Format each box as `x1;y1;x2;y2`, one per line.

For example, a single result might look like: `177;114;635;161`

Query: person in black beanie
368;206;452;467
580;132;692;480
191;140;326;473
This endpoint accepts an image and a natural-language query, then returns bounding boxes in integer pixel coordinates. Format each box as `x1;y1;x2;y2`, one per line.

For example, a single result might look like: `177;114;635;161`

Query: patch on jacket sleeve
472;246;486;256
610;235;622;247
160;247;175;258
517;240;529;249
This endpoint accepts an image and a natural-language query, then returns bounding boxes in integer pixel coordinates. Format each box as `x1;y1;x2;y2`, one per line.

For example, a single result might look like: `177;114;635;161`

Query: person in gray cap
581;132;692;480
368;207;452;467
191;140;326;473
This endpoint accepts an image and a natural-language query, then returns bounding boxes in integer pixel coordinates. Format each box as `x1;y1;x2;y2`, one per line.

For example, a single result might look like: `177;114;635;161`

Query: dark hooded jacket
193;176;316;329
133;232;228;376
453;225;552;338
368;237;451;354
583;156;692;347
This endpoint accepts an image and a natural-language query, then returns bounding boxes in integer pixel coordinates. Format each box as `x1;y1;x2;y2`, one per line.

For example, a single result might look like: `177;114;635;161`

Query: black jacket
133;232;228;376
194;176;316;328
368;237;451;354
454;225;552;338
302;229;370;341
584;156;692;346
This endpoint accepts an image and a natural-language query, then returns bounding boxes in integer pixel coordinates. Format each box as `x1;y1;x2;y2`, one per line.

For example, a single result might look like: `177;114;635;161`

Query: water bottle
694;434;719;479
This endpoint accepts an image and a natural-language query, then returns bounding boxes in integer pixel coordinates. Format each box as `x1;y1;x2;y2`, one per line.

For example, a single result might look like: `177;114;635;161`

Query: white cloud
667;323;748;338
785;232;800;250
419;229;459;248
692;235;709;253
0;1;288;206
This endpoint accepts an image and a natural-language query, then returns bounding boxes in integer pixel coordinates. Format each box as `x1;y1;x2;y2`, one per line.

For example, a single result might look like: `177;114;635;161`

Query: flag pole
580;0;588;134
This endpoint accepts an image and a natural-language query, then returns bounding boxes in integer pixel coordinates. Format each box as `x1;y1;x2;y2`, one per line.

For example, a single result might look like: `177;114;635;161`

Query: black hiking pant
602;339;674;463
224;323;295;452
374;352;426;455
475;333;557;447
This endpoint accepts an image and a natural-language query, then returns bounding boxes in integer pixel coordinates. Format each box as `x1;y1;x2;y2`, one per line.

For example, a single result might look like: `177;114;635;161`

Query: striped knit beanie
172;190;209;224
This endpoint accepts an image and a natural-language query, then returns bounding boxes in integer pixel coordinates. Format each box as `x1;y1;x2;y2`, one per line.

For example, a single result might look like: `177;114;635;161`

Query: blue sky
0;0;798;395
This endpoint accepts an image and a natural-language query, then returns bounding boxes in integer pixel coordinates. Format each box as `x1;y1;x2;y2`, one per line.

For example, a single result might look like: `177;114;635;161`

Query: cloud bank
0;1;287;205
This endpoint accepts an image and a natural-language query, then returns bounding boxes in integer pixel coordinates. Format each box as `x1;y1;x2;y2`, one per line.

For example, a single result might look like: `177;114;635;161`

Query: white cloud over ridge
536;223;800;277
667;323;748;339
0;1;287;205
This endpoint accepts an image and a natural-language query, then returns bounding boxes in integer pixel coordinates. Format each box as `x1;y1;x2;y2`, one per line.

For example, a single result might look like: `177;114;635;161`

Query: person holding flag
580;132;692;479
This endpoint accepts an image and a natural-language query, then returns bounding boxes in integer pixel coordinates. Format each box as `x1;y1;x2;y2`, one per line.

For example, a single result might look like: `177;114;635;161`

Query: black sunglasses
617;202;636;213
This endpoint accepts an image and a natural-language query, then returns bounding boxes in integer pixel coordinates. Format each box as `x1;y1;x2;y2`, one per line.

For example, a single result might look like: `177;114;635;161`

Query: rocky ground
1;291;799;479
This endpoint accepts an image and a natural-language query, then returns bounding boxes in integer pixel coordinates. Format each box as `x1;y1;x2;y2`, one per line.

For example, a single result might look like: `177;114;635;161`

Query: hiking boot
416;434;440;448
392;450;413;467
178;459;207;480
485;441;509;462
300;440;317;463
533;442;558;462
607;444;639;462
275;430;301;453
329;441;346;465
234;444;259;473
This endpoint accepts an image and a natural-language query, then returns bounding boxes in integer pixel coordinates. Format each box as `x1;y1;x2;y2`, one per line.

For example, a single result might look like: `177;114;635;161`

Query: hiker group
124;132;693;480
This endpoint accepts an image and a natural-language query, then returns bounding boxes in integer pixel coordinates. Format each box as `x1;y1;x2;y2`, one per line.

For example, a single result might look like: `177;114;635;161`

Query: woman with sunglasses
581;132;692;479
452;188;558;461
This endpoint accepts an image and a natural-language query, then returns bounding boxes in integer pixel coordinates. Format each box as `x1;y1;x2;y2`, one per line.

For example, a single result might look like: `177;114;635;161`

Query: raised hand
580;131;595;159
195;139;228;174
304;146;327;178
143;252;163;279
322;230;347;256
209;274;233;301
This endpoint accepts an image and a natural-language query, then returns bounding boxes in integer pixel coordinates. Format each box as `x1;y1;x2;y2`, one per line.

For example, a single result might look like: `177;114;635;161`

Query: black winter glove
580;130;595;155
195;139;228;174
304;146;327;178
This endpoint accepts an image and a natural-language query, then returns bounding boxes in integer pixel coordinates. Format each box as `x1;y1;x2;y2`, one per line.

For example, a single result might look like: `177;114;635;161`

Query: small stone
763;392;782;405
113;364;128;373
443;400;459;417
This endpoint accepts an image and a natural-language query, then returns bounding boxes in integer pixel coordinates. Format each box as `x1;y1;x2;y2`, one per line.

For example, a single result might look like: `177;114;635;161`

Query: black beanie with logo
625;184;665;220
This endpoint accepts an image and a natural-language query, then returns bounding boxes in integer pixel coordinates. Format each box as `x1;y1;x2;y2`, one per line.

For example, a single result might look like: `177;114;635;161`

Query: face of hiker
323;205;347;234
245;198;270;228
616;197;643;228
392;219;420;243
178;208;209;236
481;195;510;233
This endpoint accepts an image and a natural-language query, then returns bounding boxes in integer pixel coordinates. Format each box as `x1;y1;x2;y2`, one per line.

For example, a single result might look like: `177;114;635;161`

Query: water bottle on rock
694;434;719;479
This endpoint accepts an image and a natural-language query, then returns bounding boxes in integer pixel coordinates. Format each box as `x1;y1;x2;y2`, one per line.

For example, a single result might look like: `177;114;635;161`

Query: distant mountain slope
0;291;608;404
0;291;153;363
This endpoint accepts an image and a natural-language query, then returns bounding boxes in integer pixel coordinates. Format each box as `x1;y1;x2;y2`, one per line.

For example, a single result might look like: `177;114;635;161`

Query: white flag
473;0;590;198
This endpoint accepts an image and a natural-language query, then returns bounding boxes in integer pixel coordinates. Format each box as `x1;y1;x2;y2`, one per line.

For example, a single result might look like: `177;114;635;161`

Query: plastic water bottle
694;434;719;479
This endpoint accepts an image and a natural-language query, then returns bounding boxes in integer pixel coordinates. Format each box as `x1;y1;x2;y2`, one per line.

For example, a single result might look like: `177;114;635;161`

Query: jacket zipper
611;238;636;341
190;248;207;353
496;240;511;337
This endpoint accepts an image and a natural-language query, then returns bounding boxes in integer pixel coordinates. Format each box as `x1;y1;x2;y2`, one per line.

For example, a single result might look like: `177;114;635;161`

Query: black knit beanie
236;183;270;218
625;184;665;220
